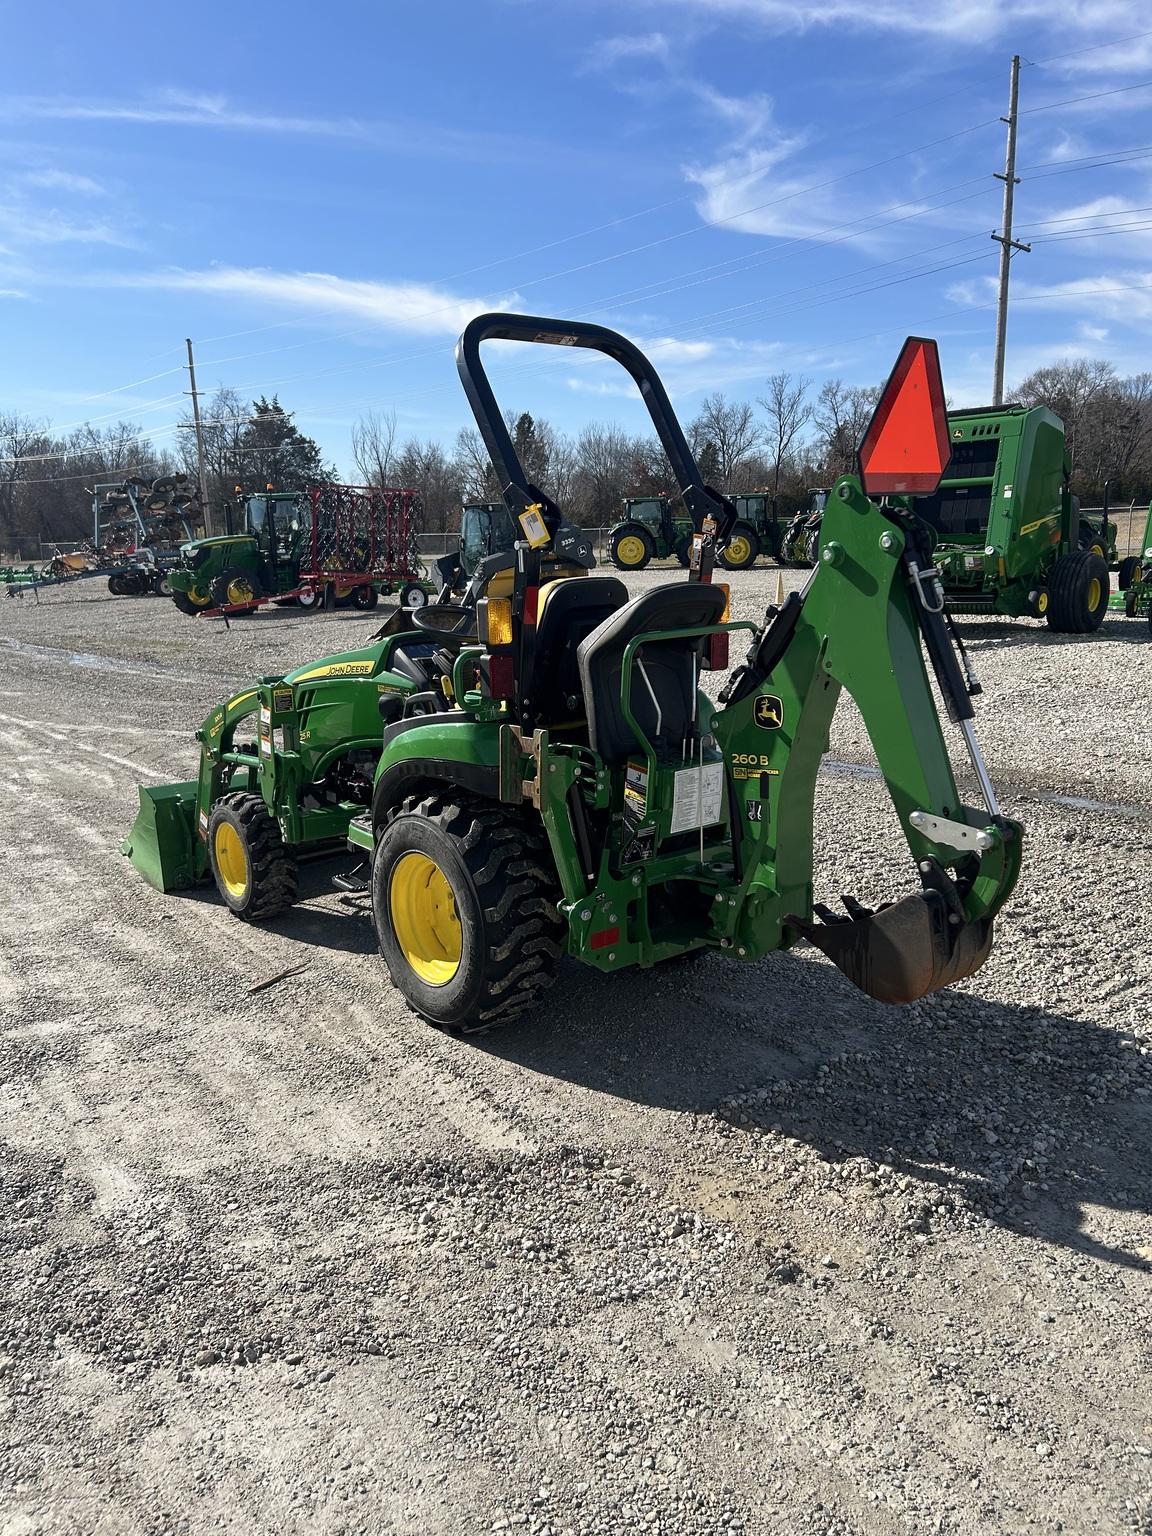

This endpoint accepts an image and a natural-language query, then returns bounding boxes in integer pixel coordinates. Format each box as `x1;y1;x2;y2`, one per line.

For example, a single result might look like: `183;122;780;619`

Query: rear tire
609;525;654;571
372;793;564;1031
1118;556;1141;591
207;792;298;921
719;522;759;571
1045;551;1109;633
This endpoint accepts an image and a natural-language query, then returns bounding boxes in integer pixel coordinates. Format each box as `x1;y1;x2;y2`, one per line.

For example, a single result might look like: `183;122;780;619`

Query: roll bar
455;313;735;545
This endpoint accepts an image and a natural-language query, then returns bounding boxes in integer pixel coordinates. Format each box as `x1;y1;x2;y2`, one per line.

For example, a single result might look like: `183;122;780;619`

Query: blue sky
2;0;1151;474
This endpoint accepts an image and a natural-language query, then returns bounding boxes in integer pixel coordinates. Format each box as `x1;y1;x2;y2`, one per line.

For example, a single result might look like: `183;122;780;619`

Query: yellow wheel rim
214;821;249;901
1037;591;1048;615
188;586;213;607
1087;576;1102;611
226;578;254;605
1090;543;1105;560
615;535;646;567
389;852;461;986
724;536;752;567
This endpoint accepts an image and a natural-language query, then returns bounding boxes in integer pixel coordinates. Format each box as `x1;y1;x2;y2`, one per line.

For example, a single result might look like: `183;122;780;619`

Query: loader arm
714;474;1022;1004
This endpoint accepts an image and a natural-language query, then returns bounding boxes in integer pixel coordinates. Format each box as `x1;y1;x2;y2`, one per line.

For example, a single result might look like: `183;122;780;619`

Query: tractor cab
460;502;518;577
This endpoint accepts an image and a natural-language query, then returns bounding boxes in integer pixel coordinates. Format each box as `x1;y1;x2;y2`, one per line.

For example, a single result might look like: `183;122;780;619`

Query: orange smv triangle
857;337;950;497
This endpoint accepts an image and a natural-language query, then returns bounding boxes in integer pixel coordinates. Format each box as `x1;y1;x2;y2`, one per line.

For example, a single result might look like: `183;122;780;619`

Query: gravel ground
1;569;1150;1536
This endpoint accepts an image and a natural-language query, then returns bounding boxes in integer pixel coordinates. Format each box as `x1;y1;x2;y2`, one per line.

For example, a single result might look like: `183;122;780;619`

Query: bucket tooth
788;891;993;1005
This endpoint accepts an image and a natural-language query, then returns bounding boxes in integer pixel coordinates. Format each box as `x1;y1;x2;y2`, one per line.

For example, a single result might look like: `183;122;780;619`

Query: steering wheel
410;603;478;654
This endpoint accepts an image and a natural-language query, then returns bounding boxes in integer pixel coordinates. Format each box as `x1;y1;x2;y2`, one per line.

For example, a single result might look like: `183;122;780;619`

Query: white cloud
0;204;130;248
2;91;371;141
20;169;106;196
583;32;671;70
948;268;1152;325
599;0;1148;42
84;267;519;335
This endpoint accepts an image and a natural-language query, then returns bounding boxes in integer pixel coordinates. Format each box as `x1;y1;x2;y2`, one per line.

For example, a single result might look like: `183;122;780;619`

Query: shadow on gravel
478;950;1152;1271
953;616;1147;650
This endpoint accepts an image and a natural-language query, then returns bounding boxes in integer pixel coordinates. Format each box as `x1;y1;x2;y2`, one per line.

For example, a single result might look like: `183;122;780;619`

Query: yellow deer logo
754;695;784;730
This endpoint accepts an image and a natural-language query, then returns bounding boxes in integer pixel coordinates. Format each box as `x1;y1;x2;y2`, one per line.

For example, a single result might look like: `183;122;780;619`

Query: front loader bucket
789;891;993;1006
120;781;201;893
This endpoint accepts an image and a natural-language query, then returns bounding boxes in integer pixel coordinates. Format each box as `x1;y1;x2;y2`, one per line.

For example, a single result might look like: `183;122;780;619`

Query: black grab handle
455;313;733;538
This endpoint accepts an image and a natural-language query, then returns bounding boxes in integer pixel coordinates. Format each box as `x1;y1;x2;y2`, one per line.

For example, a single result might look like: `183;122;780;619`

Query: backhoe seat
533;576;629;722
577;584;727;762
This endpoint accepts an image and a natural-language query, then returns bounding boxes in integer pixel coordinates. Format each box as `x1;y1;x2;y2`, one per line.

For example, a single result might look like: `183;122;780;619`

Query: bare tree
453;426;499;502
351;408;399;488
759;372;812;506
688;394;760;489
813;379;880;480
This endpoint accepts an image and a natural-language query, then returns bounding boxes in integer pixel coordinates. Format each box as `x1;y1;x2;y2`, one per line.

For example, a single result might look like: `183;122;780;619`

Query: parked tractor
712;488;831;571
1116;503;1152;629
606;495;693;570
125;316;1021;1033
906;404;1115;632
167;484;431;616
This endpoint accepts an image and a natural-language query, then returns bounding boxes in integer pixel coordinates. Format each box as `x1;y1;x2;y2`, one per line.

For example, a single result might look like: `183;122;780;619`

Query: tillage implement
124;316;1022;1030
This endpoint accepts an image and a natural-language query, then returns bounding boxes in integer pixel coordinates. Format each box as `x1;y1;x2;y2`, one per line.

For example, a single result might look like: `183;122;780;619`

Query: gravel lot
2;568;1150;1536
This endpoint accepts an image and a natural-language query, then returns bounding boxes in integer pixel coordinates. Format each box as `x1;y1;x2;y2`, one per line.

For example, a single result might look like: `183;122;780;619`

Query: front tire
172;585;213;615
372;793;564;1031
1046;551;1109;633
719;522;759;571
211;566;262;609
207;793;298;921
609;525;654;571
1118;556;1141;591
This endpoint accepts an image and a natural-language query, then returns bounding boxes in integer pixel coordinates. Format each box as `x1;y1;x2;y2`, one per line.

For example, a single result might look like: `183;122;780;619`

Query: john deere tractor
124;316;1021;1031
607;496;693;570
168;491;314;614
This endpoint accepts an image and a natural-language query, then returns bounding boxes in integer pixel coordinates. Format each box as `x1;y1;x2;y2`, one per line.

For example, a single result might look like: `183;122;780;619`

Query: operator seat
576;584;727;762
532;575;628;722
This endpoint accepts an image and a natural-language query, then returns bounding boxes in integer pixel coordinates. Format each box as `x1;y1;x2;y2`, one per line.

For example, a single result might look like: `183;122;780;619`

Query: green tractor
168;491;316;614
124;317;1021;1031
712;488;831;571
1116;503;1152;629
606;495;693;571
909;404;1117;632
168;486;430;616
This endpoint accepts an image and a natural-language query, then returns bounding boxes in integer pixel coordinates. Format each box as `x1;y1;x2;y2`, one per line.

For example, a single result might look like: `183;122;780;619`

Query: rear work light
479;597;514;649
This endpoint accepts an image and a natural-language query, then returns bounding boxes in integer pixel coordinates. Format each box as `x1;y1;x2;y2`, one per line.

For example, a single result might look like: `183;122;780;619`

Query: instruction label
669;762;724;835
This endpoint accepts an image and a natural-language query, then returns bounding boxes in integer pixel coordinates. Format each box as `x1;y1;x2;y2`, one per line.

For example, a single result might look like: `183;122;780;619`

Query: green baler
911;404;1114;632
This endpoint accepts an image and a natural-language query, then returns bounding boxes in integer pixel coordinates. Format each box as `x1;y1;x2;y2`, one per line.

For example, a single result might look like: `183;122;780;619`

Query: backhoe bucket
790;891;993;1006
121;781;201;893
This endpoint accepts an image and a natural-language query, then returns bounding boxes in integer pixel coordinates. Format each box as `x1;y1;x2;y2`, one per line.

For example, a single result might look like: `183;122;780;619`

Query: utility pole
991;54;1031;407
185;337;212;535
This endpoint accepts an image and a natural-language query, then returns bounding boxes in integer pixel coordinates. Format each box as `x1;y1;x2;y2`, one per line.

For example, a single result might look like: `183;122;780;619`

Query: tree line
3;358;1150;554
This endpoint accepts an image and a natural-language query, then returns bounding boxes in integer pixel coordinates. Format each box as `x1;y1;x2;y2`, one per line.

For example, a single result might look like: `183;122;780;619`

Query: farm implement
124;316;1022;1031
905;404;1115;632
167;483;432;617
1115;503;1152;629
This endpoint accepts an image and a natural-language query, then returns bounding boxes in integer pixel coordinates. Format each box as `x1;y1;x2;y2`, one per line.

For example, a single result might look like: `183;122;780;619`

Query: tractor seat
533;575;629;722
577;584;727;762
